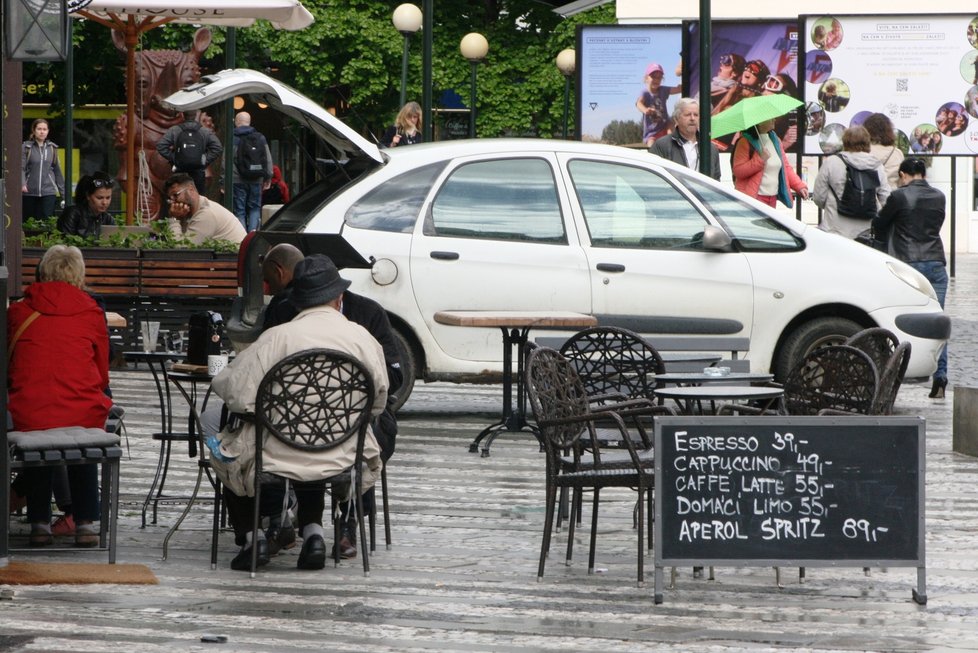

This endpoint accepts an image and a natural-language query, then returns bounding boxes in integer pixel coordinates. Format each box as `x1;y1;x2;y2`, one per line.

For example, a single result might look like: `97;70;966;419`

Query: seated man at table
259;243;402;558
208;254;389;571
164;172;246;246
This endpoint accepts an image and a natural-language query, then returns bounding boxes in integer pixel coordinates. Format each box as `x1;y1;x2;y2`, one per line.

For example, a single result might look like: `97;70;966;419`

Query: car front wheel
774;317;863;381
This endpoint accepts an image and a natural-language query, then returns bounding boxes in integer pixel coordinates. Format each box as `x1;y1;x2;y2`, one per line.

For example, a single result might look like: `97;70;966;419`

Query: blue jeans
233;181;263;231
909;260;948;381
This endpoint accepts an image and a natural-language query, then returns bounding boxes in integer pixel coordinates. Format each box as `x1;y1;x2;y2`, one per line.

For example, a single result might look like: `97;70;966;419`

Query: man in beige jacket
209;254;388;571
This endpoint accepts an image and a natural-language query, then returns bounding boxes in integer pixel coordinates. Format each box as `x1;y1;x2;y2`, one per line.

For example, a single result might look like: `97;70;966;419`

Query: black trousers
224;478;326;539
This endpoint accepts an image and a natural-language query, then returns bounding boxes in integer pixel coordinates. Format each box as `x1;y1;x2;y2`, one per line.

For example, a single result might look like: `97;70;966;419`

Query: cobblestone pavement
2;256;978;652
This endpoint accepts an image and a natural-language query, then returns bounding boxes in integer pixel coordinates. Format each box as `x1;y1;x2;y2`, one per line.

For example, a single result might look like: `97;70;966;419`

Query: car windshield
677;173;804;252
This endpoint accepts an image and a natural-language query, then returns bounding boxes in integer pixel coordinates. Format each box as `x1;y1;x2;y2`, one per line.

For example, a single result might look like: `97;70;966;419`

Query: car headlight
887;261;938;301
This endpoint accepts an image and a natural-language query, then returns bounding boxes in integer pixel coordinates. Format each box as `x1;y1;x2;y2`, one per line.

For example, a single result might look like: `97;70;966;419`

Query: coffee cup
207;354;228;377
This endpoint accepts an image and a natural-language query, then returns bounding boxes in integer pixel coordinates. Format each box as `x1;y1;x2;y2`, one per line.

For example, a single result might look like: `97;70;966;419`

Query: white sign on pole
801;14;978;156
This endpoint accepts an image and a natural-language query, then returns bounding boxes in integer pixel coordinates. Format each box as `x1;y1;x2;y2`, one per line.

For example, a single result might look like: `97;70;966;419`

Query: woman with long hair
57;172;116;238
21;118;66;221
381;102;423;148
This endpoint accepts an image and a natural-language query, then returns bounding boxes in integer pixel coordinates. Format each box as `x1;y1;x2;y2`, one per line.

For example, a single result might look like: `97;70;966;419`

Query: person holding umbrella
714;95;809;208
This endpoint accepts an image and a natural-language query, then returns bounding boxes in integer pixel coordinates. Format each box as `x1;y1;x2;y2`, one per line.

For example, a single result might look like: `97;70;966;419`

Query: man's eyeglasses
166;187;191;203
763;75;784;93
91;178;113;189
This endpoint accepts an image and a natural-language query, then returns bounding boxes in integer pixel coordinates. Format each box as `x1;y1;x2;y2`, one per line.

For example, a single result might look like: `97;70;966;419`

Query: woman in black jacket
57;172;115;238
873;157;949;397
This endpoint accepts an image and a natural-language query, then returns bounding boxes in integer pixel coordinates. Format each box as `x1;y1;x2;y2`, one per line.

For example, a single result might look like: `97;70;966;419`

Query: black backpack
831;156;881;220
173;124;207;170
235;131;268;181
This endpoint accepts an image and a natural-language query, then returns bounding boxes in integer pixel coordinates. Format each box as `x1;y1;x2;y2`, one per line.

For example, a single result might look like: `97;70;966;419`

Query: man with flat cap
208;254;389;571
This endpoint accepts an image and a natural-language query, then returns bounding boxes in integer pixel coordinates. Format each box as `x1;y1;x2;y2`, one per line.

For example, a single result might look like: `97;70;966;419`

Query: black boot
929;378;947;399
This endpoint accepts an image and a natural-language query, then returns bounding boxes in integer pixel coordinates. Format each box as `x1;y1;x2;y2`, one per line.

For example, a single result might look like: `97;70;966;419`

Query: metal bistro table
123;351;191;527
162;370;219;564
654;384;784;416
433;310;598;457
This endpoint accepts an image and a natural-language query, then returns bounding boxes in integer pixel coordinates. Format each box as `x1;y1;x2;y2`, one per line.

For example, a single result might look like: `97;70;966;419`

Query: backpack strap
828;154;845;204
8;310;41;361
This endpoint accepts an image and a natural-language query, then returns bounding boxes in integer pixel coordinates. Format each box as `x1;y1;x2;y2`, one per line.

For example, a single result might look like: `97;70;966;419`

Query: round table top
654;372;775;384
654;385;784;401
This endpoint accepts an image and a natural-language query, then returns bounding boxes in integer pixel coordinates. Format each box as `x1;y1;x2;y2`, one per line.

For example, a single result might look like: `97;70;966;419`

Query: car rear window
677;173;804;252
345;162;447;233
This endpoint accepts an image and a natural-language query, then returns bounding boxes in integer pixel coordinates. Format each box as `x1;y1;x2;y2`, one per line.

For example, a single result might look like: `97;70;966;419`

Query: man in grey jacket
649;98;721;181
156;110;223;195
231;112;273;232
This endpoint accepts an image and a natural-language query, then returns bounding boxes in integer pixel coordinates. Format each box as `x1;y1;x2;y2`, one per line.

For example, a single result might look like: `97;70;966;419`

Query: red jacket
8;281;111;431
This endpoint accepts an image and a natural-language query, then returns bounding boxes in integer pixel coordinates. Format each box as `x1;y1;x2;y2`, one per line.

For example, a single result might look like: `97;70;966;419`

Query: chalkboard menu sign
653;416;926;604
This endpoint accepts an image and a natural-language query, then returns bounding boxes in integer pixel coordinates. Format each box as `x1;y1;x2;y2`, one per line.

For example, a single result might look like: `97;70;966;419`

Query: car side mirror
702;224;733;251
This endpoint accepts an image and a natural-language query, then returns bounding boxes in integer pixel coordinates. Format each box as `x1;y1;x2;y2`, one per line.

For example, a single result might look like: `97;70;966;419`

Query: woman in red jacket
8;245;111;547
732;118;809;208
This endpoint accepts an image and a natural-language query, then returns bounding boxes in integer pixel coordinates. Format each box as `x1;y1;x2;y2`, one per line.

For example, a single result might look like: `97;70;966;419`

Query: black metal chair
525;346;659;587
559;326;666;405
557;326;674;530
244;348;377;576
845;328;910;415
782;345;880;416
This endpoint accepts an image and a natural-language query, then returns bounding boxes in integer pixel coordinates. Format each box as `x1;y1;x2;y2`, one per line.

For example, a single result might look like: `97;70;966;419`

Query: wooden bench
7;427;122;562
20;249;238;353
535;334;752;373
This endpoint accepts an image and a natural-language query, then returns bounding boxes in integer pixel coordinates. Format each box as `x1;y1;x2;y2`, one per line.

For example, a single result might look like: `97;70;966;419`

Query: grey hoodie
22;139;65;198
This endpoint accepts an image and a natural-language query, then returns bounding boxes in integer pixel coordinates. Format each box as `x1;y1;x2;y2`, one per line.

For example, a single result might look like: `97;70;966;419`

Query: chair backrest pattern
875;341;912;415
525;347;592;452
256;348;374;452
844;327;898;373
559;326;665;401
782;345;879;415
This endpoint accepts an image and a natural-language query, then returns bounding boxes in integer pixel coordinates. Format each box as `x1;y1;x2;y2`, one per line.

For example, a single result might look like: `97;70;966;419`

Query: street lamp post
392;4;422;109
555;48;575;140
460;32;488;139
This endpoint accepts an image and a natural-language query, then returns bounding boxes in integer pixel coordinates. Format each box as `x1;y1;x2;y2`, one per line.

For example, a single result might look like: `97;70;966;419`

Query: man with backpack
232;112;273;232
157;110;223;195
812;126;890;239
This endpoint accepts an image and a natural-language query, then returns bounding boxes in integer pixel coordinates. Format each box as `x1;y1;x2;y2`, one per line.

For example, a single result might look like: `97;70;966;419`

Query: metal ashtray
703;366;731;376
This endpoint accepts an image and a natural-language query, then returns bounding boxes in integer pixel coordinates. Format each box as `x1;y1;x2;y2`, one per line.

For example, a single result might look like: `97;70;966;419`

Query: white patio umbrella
69;0;315;222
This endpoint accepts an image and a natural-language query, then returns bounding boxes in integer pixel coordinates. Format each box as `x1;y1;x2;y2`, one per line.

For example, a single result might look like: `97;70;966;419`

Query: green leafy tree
600;119;643;146
29;1;615;138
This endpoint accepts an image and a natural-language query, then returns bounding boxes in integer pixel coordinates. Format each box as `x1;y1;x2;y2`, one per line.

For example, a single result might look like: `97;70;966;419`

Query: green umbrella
710;95;804;138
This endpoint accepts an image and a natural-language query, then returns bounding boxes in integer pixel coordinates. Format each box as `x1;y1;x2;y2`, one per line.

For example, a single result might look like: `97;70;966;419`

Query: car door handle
430;251;460;261
596;263;626;273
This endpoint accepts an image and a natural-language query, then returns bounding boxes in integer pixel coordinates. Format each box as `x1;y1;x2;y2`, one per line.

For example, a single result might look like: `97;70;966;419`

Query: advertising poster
801;14;978;156
685;21;801;153
578;24;683;147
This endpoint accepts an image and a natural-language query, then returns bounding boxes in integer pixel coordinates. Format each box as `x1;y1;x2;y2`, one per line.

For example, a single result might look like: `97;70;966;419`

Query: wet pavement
3;256;978;652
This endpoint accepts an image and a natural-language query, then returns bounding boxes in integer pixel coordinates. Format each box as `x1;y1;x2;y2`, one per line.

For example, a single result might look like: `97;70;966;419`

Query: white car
165;69;950;407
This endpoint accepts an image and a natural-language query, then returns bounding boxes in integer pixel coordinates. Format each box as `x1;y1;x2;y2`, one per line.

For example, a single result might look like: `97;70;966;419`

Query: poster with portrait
577;24;683;147
685;20;801;153
802;14;978;156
